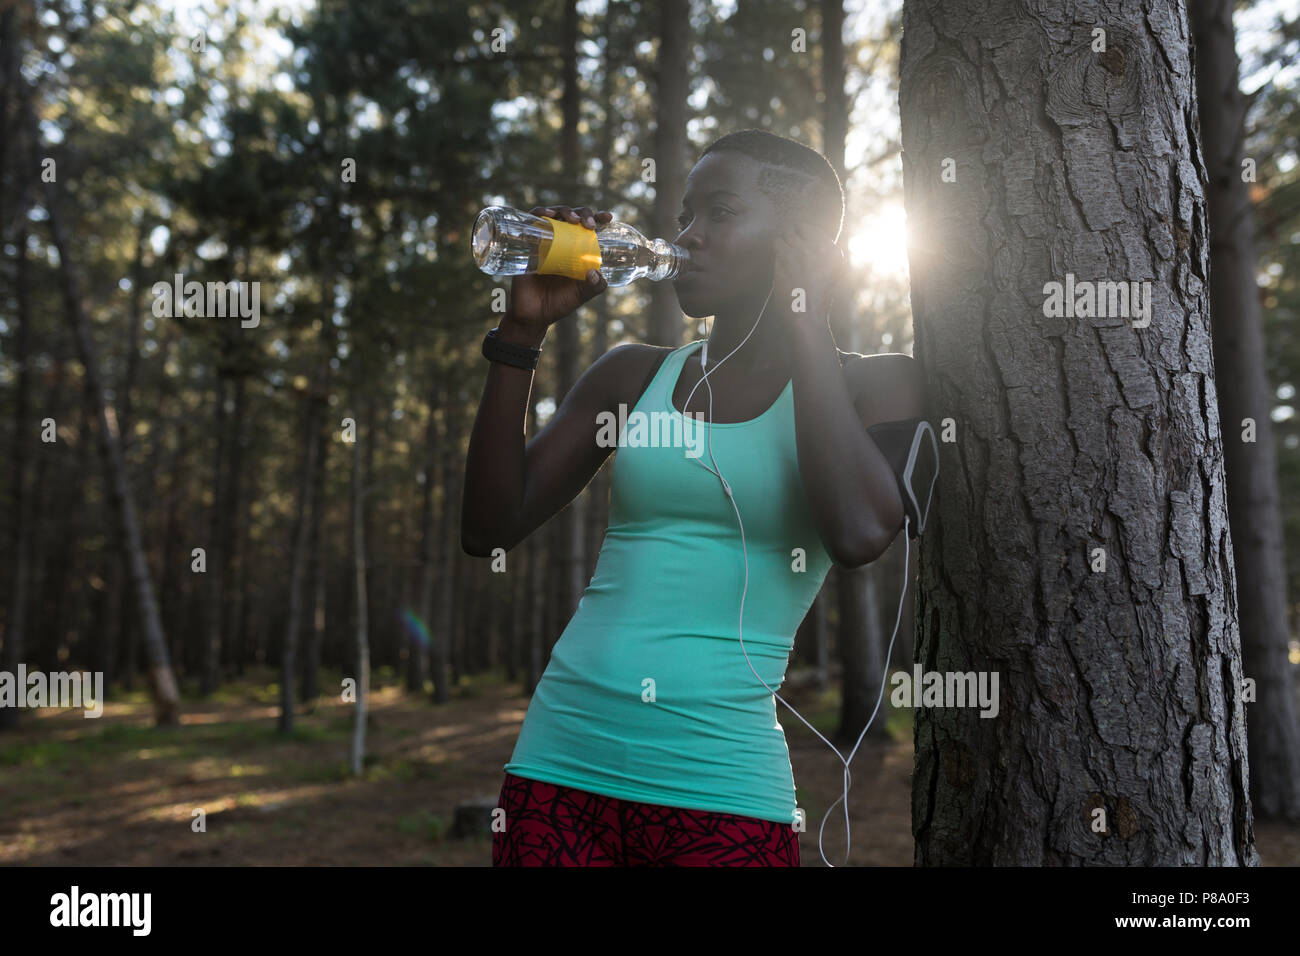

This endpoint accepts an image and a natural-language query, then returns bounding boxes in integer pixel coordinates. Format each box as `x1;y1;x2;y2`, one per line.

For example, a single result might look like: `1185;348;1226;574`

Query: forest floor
1;666;1296;867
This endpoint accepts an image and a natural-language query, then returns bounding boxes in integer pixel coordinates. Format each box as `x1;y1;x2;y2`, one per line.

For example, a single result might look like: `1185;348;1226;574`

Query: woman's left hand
772;220;848;334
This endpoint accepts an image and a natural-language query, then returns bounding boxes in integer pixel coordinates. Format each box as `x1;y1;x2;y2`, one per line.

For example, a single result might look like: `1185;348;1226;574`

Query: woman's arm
461;335;652;557
462;203;632;557
771;219;926;567
789;330;926;567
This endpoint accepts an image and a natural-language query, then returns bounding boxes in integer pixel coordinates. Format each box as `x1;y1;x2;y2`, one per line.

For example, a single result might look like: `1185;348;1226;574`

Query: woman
463;129;926;866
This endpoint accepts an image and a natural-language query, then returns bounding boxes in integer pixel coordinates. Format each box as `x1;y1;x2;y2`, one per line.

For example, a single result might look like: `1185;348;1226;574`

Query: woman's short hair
700;129;846;243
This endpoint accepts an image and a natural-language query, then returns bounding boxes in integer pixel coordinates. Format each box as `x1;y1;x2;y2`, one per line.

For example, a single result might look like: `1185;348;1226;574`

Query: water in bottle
472;205;691;286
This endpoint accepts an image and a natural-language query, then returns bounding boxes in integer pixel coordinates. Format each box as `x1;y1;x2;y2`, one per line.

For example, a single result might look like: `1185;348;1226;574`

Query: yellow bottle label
537;218;603;280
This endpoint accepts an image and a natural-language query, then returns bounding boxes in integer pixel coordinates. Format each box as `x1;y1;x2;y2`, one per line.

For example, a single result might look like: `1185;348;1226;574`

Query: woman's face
670;151;779;319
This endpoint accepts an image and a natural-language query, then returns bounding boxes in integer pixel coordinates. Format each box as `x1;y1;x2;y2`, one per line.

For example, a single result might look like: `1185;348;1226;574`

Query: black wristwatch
482;325;542;371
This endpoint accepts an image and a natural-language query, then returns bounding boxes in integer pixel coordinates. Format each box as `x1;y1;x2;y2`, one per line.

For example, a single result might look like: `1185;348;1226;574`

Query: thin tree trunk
584;0;619;578
362;395;379;676
1;21;34;728
648;0;688;346
555;0;588;633
0;222;33;732
432;381;457;703
233;459;259;681
901;0;1256;864
40;396;90;675
414;372;440;693
1190;0;1300;823
200;373;229;696
99;218;150;701
279;386;324;734
281;180;338;730
44;180;180;726
350;411;370;777
813;590;830;692
221;373;249;681
524;399;545;696
507;536;523;684
837;564;885;745
154;409;188;692
301;406;329;704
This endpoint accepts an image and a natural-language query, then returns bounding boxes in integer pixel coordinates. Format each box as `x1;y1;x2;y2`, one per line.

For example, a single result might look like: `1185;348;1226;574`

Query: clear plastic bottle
471;204;691;286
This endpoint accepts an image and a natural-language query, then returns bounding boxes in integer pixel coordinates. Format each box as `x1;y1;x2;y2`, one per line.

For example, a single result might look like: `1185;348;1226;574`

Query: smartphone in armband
865;417;940;539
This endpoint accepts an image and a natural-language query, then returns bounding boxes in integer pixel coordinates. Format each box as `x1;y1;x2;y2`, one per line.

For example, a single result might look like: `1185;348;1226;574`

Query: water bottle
471;204;691;286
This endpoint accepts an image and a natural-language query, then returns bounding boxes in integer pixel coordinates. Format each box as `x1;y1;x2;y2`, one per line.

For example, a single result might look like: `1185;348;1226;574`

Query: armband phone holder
865;417;939;539
902;420;938;535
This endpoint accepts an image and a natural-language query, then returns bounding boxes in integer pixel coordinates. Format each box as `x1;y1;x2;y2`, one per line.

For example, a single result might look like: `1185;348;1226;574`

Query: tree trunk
281;178;338;730
362;395;379;675
431;381;457;704
221;373;249;682
900;0;1257;864
648;0;689;346
413;371;440;694
99;217;150;701
509;518;527;684
1;25;35;728
40;393;92;676
45;181;180;726
350;409;370;777
555;0;588;636
1189;0;1300;823
837;564;886;745
0;222;33;732
233;459;259;681
523;399;545;696
301;406;329;704
584;0;619;578
155;408;188;692
813;590;830;692
200;373;230;696
279;385;324;734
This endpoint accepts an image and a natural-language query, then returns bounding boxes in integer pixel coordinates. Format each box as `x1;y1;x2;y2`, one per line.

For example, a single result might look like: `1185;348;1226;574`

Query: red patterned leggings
491;771;799;867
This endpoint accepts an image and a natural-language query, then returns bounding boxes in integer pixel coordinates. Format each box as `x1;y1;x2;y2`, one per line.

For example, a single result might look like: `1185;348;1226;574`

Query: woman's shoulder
588;341;682;410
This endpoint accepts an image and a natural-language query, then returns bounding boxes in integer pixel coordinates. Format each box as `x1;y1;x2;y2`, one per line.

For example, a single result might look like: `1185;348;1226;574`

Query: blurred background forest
0;0;1297;865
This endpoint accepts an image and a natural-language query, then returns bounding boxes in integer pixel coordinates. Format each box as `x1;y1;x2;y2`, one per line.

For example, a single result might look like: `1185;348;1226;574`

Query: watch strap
482;325;541;370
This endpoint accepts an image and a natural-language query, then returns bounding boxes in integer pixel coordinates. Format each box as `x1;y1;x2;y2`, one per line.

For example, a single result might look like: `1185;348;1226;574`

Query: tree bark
900;0;1257;864
1189;0;1300;823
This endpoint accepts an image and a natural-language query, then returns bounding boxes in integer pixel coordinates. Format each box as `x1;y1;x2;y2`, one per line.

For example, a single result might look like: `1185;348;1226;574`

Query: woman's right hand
501;205;613;341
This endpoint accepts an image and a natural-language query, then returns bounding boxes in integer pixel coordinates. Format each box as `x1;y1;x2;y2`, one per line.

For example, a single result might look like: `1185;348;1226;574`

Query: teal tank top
503;339;835;824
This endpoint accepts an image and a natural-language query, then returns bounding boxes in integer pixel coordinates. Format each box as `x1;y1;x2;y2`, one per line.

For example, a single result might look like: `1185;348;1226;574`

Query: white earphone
683;280;911;868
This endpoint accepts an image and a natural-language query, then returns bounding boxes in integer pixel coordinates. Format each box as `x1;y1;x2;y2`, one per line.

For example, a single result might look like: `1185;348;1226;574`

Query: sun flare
845;202;911;279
